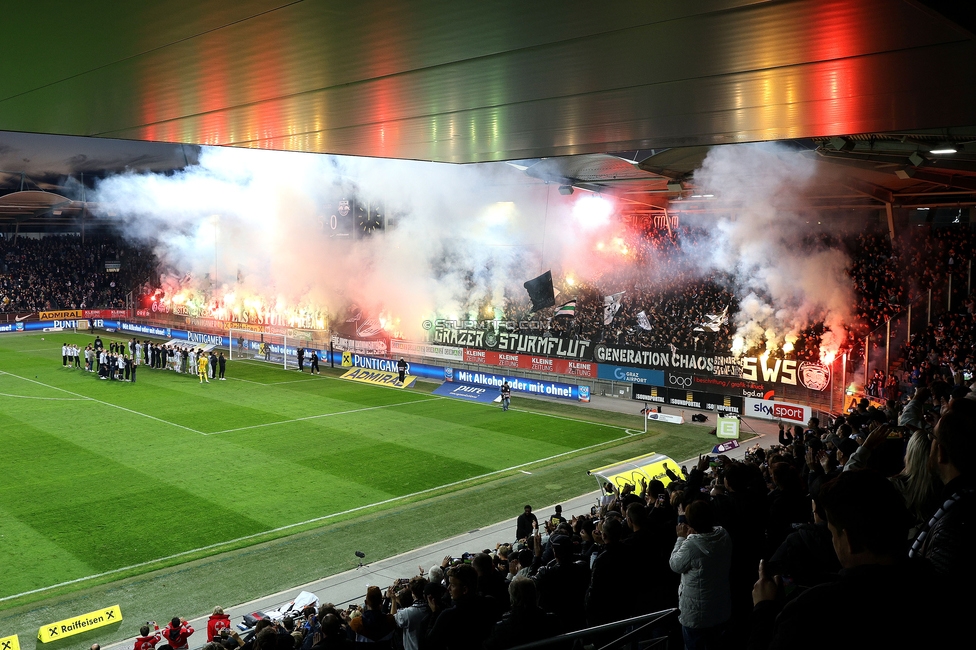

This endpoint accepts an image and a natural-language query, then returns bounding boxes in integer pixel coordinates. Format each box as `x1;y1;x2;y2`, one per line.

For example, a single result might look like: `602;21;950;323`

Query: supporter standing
206;607;231;642
533;534;590;632
309;350;319;375
910;397;976;582
500;381;511;411
425;565;499;650
162;618;193;650
390;577;429;650
586;517;640;626
670;500;733;649
515;505;538;541
483;577;560;650
134;622;161;650
752;470;952;648
348;586;395;644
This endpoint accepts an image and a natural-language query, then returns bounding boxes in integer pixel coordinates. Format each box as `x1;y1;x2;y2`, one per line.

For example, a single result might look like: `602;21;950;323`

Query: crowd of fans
0;234;157;312
126;387;971;650
5;224;975;369
486;222;976;366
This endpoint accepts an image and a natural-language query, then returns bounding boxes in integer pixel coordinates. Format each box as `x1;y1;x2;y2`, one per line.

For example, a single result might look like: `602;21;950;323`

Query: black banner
593;344;714;373
430;328;592;360
633;383;743;415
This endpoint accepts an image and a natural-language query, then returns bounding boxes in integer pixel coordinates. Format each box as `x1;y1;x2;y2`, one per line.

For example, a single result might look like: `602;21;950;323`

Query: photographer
347;586;395;644
133;622;161;650
161;618;194;650
389;577;428;650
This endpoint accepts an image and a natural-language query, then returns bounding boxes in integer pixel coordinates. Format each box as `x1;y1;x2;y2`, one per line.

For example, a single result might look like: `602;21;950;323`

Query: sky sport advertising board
744;398;812;424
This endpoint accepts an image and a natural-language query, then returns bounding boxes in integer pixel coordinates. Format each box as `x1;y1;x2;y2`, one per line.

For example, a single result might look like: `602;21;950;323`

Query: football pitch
0;331;710;609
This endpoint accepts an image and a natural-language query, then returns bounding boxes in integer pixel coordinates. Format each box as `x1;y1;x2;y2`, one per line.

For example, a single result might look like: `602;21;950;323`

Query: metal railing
508;608;678;650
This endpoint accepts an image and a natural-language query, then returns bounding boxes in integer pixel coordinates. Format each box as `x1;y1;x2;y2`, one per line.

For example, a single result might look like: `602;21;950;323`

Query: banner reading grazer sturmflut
340;367;417;389
38;605;122;643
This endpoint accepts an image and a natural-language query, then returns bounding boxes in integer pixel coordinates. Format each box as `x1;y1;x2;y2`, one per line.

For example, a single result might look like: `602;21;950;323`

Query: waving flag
603;292;624;325
524;271;556;312
555;300;577;317
636;310;652;330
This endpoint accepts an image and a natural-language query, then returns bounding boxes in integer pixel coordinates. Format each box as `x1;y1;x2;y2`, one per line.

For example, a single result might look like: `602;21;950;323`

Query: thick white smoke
693;143;852;357
92;143;854;354
92;147;553;336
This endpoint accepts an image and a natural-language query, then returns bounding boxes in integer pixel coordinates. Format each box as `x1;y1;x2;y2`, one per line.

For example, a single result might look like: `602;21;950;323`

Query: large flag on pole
555;300;577;317
523;271;556;312
603;292;624;325
636;310;652;330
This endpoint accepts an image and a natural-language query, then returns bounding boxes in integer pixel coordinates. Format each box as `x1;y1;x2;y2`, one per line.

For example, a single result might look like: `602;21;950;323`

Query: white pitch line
0;370;206;435
203;397;445;435
0;391;89;401
226;376;265;385
0;425;632;604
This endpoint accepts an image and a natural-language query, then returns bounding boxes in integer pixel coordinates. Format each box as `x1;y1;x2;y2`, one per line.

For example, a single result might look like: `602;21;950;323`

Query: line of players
62;336;227;382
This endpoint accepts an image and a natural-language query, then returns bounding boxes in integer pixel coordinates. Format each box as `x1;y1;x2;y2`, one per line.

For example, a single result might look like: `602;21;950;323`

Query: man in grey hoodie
670;499;733;649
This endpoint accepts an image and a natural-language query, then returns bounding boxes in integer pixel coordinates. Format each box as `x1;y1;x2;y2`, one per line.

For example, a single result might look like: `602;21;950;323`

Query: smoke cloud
92;147;554;335
92;142;853;356
692;142;852;357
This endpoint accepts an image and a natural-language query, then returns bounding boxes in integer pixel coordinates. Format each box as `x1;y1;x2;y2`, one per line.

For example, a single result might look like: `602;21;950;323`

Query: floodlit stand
228;328;291;369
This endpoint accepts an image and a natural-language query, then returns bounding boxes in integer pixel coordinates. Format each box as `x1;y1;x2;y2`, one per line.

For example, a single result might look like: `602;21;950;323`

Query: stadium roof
1;0;975;219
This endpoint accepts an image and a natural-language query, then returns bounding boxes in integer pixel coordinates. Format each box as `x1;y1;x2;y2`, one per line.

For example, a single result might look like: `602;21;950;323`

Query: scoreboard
320;197;384;239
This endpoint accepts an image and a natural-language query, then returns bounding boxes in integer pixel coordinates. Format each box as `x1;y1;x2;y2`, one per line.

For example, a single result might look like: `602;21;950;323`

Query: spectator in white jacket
670;499;733;650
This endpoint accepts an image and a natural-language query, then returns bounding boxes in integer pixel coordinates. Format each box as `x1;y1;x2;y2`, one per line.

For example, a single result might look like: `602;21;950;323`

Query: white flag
603;292;624;325
636;311;652;331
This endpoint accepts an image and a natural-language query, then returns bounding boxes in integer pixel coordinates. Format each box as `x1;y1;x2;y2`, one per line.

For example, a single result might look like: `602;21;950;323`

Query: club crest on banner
798;361;830;391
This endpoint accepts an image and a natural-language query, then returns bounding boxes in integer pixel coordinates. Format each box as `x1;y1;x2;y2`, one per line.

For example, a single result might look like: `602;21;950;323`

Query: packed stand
0;234;158;312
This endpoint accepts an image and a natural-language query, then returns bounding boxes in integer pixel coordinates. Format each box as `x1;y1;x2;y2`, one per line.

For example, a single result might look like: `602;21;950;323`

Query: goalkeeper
198;351;210;384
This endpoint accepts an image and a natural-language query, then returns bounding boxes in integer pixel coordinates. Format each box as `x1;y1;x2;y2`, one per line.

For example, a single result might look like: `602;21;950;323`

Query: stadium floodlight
572;195;613;230
229;328;292;369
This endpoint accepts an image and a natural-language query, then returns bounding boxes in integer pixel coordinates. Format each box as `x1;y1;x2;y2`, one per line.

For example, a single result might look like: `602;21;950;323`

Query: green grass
0;331;721;642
